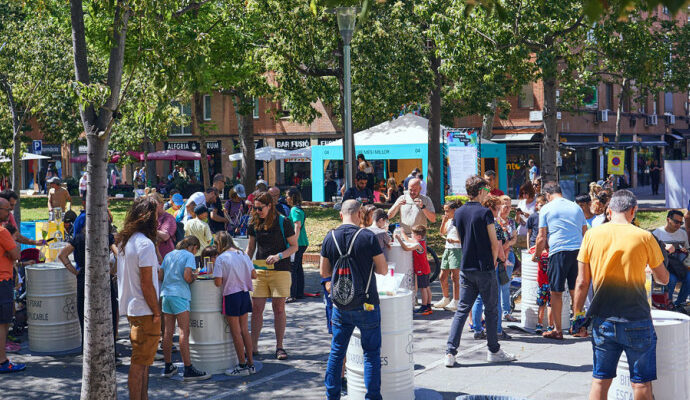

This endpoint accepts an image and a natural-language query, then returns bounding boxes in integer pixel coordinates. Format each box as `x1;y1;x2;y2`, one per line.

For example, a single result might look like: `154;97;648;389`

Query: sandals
542;330;564;340
276;348;288;360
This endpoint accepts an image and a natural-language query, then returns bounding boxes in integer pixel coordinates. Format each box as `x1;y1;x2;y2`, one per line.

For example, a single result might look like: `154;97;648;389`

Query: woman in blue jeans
498;195;518;322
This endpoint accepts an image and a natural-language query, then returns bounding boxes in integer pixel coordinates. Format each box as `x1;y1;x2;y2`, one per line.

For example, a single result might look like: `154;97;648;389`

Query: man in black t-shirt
320;200;388;399
342;172;374;204
444;176;516;368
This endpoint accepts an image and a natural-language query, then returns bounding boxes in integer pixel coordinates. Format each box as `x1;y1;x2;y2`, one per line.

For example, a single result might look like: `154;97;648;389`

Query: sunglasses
254;205;266;212
670;218;683;225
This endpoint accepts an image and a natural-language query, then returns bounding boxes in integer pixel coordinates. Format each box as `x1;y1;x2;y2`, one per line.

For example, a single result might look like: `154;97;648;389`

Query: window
621;91;631;113
170;101;192;136
653;97;658;115
253;97;260;119
664;92;673;114
662;6;669;15
605;83;614;111
518;83;534;109
639;97;646;114
203;95;212;121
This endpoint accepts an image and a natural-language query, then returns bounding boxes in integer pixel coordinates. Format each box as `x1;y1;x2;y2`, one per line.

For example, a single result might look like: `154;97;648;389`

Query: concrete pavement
4;267;594;400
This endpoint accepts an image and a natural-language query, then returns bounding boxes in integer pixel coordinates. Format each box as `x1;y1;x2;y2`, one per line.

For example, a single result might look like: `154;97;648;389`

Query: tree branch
285;54;339;78
70;0;97;124
552;14;585;38
173;0;213;18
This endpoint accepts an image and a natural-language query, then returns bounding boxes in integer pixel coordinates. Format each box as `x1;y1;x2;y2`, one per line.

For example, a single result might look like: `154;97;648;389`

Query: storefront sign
318;138;338;146
276;139;310;150
42;144;61;156
165;140;221;153
607;150;625;176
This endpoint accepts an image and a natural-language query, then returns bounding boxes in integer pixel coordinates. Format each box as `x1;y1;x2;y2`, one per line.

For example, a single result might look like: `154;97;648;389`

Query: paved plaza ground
4;268;594;400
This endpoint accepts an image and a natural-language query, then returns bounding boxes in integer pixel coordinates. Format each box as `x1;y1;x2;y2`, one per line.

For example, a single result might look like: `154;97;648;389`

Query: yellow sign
607;150;625;176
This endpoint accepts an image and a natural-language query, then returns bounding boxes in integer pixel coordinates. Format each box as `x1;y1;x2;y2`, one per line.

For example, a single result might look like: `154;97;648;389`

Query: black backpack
174;221;185;245
330;228;374;310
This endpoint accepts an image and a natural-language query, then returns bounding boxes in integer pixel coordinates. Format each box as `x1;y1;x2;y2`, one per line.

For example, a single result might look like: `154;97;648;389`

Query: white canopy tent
0;151;50;162
228;146;293;162
324;113;449;147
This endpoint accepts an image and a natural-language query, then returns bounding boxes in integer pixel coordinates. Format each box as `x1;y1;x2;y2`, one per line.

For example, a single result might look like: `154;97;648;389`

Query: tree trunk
427;51;442;210
613;78;628;190
541;75;559;183
480;99;497;140
233;95;256;191
193;92;210;189
70;0;126;398
144;130;156;188
1;80;23;223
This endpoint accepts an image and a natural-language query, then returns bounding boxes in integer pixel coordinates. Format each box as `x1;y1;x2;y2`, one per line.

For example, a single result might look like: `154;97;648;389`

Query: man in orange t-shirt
0;198;23;373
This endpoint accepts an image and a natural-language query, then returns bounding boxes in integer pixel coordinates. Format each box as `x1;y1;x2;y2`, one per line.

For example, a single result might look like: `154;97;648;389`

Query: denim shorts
161;296;190;315
591;317;657;383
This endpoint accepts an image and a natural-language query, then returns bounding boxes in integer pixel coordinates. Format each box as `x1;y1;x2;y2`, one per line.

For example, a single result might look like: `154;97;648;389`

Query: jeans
447;270;500;355
326;306;382;400
667;271;690;306
471;266;504;334
500;251;515;317
290;246;308;299
591;317;657;383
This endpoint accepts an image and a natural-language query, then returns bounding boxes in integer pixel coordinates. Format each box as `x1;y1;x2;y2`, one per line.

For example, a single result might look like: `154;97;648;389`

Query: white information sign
448;146;478;195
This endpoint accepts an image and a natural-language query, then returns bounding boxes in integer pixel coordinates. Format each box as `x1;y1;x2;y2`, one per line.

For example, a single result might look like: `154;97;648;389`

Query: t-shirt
412;240;431;275
207;199;226;233
320;224;382;307
184;218;212;256
73;211;86;236
183;192;206;222
343;187;374;204
538;197;586;255
157;211;177;259
213;249;254;296
591;214;606;228
393;192;435;234
652;226;690;249
117;232;160;317
289;206;309;247
69;230;114;272
276;200;291;217
248;216;295;271
159;249;195;300
586;215;596;228
444;219;462;249
453;202;495;272
526;212;539;248
0;226;17;281
578;223;664;321
7;213;17;229
537;251;549;286
529;165;539;181
367;225;391;250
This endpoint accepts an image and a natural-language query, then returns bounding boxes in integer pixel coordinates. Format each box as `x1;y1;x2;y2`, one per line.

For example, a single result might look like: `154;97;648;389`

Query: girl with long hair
213;231;257;376
286;188;309;302
246;192;298;360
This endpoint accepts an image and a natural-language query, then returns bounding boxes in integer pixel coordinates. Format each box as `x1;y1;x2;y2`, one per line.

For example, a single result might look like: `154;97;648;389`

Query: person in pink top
213;231;257;376
150;193;177;261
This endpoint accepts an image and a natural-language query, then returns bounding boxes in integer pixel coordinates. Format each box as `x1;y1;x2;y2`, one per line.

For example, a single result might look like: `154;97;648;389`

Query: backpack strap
346;228;364;256
278;214;289;249
330;230;342;256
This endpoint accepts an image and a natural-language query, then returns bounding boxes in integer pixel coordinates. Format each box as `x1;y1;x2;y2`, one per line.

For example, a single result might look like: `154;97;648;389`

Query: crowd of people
1;159;687;400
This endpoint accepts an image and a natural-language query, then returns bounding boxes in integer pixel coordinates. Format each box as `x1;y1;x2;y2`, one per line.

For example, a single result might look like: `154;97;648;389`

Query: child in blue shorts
159;236;211;381
213;231;257;376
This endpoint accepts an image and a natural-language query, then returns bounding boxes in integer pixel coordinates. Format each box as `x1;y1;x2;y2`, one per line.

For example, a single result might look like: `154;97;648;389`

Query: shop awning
490;133;540;142
667;133;683;140
672;128;690;137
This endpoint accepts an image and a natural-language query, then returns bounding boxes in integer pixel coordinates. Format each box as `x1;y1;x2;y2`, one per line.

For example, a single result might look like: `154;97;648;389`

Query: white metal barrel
383;244;414;304
189;279;238;374
232;237;255;259
25;263;82;353
520;250;539;329
346;289;414;400
607;310;690;400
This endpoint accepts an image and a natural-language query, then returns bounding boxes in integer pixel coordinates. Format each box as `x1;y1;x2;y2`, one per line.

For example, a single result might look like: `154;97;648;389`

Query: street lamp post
336;6;357;191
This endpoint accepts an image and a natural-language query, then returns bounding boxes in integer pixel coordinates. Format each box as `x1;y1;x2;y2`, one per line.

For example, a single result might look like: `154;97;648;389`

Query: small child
395;224;432;315
213;231;257;376
368;208;391;250
200;245;218;273
184;205;213;256
533;247;553;334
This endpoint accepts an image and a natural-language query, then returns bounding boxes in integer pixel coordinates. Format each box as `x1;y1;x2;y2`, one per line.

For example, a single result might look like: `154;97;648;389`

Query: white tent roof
324;113;498;147
0;150;49;162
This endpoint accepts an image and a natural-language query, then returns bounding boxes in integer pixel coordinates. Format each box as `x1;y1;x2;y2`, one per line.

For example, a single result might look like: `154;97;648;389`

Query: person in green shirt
286;188;309;302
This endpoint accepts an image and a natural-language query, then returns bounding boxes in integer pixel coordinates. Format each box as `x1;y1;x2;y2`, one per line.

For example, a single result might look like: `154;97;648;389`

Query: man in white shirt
182;187;218;222
652;210;690;306
116;196;161;400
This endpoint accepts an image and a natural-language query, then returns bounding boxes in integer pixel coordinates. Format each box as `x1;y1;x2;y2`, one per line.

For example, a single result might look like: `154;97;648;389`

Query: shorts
591;317;657;383
0;280;13;324
416;273;430;289
547;250;579;292
536;284;551;307
161;296;190;315
223;291;252;317
127;315;161;366
441;248;462;270
252;270;291;298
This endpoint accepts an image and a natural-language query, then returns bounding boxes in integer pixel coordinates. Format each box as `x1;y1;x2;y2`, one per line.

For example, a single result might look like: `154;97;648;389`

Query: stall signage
78;145;88;154
32;140;42;154
318;138;339;146
607;150;625;176
42;144;61;156
276;139;310;150
165;141;221;153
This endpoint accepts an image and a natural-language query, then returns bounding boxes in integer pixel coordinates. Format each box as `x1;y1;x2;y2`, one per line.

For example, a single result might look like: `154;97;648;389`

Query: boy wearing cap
184;205;212;256
167;193;185;218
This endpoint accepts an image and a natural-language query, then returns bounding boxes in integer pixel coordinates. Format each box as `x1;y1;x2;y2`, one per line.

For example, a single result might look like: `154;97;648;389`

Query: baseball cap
172;193;184;206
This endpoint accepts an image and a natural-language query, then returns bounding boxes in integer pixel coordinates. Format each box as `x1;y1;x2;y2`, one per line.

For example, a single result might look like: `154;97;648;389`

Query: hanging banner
607;150;625;176
445;128;480;195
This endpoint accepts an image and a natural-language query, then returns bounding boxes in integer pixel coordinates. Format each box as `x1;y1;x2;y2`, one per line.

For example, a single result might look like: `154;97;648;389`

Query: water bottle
645;269;653;306
393;223;401;239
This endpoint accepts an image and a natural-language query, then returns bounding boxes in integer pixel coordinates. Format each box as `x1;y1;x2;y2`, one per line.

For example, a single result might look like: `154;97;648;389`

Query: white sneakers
444;353;456;367
445;299;458;311
434;297;451;309
487;348;517;363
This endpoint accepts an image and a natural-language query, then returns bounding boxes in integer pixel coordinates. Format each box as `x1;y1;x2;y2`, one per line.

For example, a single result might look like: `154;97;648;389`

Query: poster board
607;150;625;176
664;160;690;209
445;129;479;196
